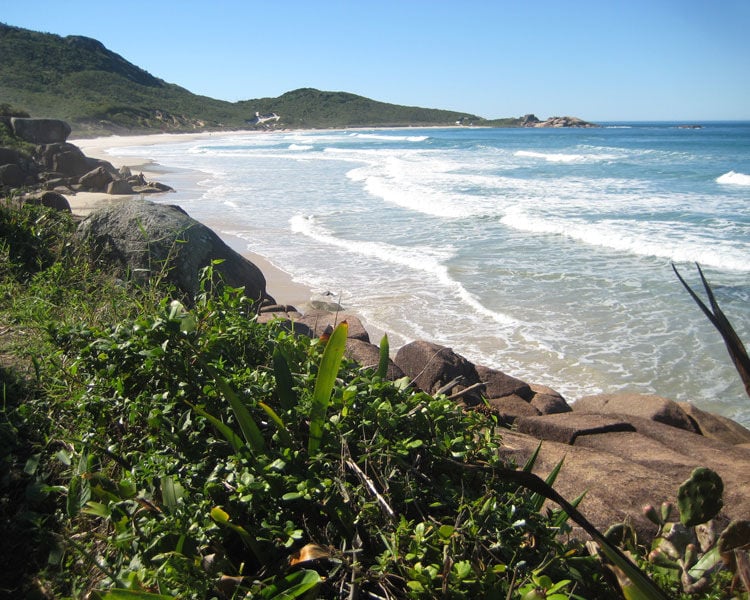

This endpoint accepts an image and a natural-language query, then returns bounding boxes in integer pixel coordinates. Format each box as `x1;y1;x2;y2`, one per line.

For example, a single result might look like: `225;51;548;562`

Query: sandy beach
70;131;315;308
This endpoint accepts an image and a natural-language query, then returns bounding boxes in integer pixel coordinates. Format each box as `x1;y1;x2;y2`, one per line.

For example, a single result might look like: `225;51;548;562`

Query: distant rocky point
520;113;598;128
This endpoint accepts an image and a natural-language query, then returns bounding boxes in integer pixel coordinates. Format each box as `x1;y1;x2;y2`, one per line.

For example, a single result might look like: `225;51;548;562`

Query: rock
0;163;26;187
259;304;300;314
75;200;271;303
678;402;750;445
516;413;636;444
481;394;540;425
0;147;22;165
24;191;71;212
107;179;134;195
255;313;314;337
36;143;92;178
475;364;532;399
309;292;344;312
505;413;750;543
528;383;572;415
344;338;405;381
394;341;482;400
79;166;113;191
11;118;71;144
297;310;370;342
573;393;699;433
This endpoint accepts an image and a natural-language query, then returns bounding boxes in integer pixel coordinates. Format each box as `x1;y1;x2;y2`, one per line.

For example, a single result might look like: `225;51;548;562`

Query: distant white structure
247;111;281;125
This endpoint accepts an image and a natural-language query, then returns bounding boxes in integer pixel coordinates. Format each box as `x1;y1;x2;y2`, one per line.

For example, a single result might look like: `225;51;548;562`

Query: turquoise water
108;123;750;426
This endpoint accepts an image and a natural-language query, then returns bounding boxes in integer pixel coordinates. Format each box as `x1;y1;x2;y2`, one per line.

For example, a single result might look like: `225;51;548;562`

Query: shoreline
70;131;315;308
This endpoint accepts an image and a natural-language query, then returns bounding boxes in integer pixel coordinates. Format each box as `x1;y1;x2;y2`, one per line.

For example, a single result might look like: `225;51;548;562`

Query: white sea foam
349;132;429;142
514;149;619;163
289;214;517;326
500;208;750;272
716;170;750;186
288;144;313;151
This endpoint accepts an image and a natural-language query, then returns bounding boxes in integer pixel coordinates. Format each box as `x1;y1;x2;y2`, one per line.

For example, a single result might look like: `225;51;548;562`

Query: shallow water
106;123;750;426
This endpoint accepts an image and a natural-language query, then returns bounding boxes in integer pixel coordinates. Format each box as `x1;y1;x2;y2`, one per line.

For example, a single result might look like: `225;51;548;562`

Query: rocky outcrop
384;340;750;542
75;200;271;303
10;117;71;144
1;118;173;196
520;114;597;128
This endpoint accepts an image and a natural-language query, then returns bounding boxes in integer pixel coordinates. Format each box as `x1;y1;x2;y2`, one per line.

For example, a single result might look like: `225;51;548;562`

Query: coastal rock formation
0;118;173;196
9;117;71;144
18;167;746;546
520;113;597;128
75;200;271;304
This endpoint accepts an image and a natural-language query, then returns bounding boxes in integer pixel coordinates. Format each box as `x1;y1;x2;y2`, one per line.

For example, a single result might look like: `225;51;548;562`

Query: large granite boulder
573;393;699;433
0;163;26;187
475;364;532;399
79;166;114;191
507;411;750;543
75;200;271;303
11;118;71;144
677;402;750;445
344;338;405;381
297;310;370;342
36;143;95;178
395;341;482;400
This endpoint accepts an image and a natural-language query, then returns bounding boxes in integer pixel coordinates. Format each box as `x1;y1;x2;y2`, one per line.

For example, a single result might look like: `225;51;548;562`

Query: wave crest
716;171;750;186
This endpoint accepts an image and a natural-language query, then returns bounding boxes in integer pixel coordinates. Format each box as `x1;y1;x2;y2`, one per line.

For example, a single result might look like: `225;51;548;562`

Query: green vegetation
0;22;517;135
1;199;746;598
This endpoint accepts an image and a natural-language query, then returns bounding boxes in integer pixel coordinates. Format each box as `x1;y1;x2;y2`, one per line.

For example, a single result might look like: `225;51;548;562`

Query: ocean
104;123;750;427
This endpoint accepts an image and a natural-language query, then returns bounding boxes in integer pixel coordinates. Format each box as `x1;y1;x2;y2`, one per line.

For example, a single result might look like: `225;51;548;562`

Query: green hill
0;22;490;134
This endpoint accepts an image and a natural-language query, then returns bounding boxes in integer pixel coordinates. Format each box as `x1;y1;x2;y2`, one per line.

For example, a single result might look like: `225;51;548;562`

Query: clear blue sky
3;0;749;121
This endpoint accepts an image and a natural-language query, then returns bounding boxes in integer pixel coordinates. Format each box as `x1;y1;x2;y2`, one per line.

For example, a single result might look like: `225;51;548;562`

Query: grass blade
308;321;348;454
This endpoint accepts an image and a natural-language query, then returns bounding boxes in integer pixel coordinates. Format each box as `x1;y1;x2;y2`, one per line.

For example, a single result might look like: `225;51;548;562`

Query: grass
0;198;744;599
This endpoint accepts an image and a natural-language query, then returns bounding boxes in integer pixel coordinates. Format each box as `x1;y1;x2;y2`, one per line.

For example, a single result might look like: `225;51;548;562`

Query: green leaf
258;401;293;447
213;372;266;453
522;441;542;473
376;333;390;379
66;474;91;518
308;322;348;454
186;401;244;452
273;346;297;411
260;569;322;599
530;456;565;512
160;475;185;513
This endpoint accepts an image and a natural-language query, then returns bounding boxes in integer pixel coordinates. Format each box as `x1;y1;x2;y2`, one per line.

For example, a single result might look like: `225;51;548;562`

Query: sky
3;0;749;121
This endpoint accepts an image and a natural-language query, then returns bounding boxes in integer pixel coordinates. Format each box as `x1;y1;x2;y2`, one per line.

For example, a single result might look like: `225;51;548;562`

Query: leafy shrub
28;268;614;599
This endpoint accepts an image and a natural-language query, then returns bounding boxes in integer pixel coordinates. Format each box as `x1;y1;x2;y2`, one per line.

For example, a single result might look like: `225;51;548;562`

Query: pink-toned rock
529;383;571;415
475;364;532;399
573;393;698;433
394;340;481;399
481;394;539;425
344;338;405;381
298;310;370;342
678;402;750;445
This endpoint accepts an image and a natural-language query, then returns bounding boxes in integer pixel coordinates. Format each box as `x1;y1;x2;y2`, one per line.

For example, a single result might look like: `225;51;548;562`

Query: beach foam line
349;132;429;142
716;170;750;186
514;149;621;163
289;214;518;327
